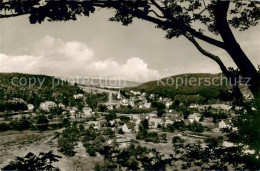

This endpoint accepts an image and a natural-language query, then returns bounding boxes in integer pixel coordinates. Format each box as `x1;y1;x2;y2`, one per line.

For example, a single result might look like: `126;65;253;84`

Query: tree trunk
215;1;260;109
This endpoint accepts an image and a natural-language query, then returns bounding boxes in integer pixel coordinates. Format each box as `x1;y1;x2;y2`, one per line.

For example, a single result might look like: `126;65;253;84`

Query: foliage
58;125;80;156
85;93;108;109
98;104;107;112
187;122;204;133
141;119;149;129
0;122;10;131
174;137;260;170
82;127;105;156
10;117;32;131
224;101;260;154
97;143;172;170
2;151;61;171
134;74;229;101
118;115;130;123
105;112;117;122
35;115;49;130
0;73;81;111
172;136;184;146
108;107;153;114
136;126;166;143
0;102;28;112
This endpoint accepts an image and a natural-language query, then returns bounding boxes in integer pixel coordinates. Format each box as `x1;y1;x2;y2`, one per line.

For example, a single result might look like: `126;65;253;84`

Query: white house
107;104;114;110
143;103;151;109
73;94;84;99
218;120;231;129
164;119;174;125
39;101;56;112
130;90;141;96
188;113;201;123
83;107;92;116
189;103;199;108
165;101;172;109
27;104;34;111
149;94;155;99
122;124;131;133
88;121;101;130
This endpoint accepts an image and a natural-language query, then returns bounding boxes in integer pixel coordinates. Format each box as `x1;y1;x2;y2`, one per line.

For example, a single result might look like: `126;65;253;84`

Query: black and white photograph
0;0;259;170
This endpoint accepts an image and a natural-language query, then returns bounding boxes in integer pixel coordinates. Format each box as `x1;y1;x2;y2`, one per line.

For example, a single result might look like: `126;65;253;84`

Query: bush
0;123;10;131
2;151;61;171
10;117;31;130
187;122;204;133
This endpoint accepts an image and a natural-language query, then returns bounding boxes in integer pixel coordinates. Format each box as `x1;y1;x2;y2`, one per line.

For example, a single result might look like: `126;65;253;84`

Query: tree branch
0;12;29;18
150;0;165;14
148;10;165;19
185;27;225;49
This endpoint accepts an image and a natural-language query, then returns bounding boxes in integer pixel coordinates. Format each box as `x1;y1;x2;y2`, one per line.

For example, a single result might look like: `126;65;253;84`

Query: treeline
0;102;28;112
108;107;153;114
130;73;231;102
0;73;83;110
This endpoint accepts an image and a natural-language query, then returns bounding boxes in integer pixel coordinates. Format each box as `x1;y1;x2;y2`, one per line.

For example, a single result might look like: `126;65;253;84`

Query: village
0;85;237;150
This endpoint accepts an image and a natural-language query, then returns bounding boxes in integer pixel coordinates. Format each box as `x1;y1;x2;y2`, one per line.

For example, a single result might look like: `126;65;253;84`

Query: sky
0;9;259;82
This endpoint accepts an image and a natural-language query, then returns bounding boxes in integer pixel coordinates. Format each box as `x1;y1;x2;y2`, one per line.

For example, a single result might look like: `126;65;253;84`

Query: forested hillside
131;73;230;102
0;73;83;109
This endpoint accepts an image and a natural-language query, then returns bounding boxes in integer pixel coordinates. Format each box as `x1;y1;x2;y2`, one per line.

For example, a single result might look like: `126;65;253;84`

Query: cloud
0;35;158;82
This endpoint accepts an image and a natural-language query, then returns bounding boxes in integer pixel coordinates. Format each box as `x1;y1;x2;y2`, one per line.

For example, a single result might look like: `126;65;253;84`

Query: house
134;124;140;132
149;94;155;99
188;113;201;123
198;104;232;113
143;103;151;109
131;115;141;125
58;103;66;110
116;138;131;148
146;113;157;120
73;94;84;99
70;109;76;115
165;101;172;109
164;119;174;125
82;107;92;116
211;104;232;113
218;119;230;129
129;101;135;107
27;104;34;111
39;101;56;112
120;99;129;106
109;120;116;126
88;121;101;130
141;92;147;97
8;98;26;104
170;114;183;122
122;124;131;133
130;90;141;96
133;118;141;125
149;118;163;128
183;119;192;126
189;103;199;108
107;104;114;110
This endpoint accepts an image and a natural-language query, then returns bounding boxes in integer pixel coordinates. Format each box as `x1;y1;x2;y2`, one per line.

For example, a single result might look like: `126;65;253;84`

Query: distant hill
65;78;142;88
0;73;82;105
130;73;230;101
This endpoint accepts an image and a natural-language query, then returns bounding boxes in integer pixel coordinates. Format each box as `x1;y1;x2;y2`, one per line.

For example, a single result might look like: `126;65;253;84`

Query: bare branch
148;10;165;19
